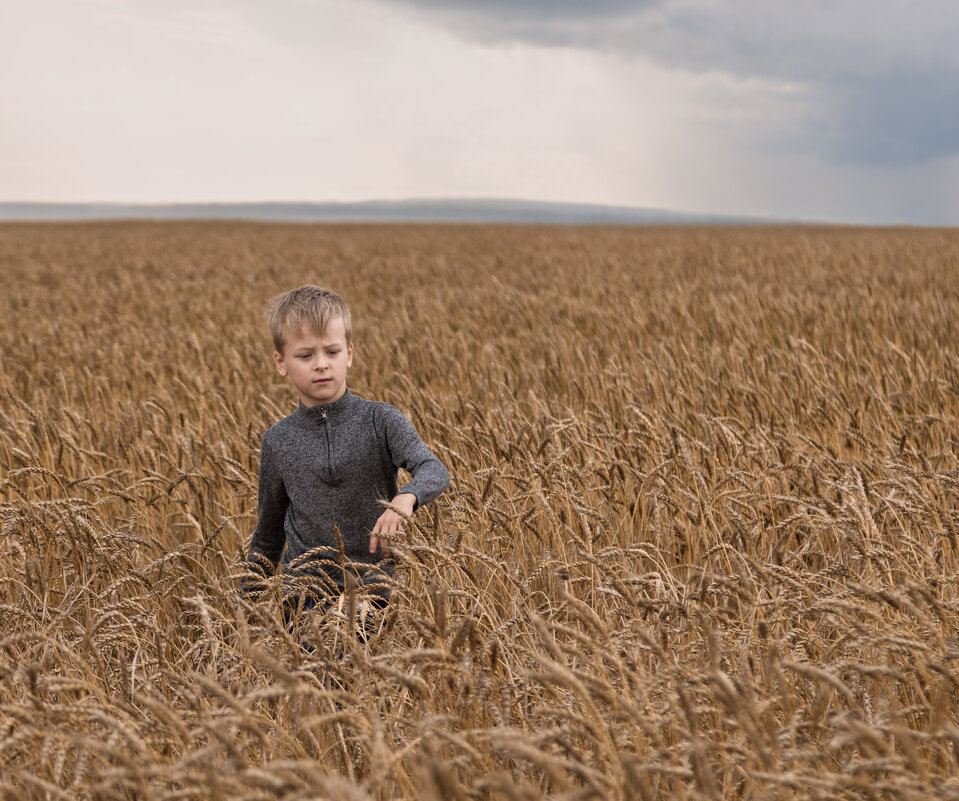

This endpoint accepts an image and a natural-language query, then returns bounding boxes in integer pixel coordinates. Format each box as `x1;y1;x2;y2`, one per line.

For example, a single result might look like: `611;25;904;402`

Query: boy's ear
347;342;353;368
273;350;288;376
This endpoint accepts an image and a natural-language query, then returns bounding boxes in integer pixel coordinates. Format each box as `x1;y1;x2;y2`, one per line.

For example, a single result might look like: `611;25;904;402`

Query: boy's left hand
371;493;416;557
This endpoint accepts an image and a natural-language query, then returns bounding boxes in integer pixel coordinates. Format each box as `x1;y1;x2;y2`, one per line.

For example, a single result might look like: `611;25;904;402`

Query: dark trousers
282;564;391;649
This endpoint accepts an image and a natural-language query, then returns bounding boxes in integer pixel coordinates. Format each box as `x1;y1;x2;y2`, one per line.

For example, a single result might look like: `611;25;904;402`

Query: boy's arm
381;404;450;509
370;405;449;557
245;435;289;578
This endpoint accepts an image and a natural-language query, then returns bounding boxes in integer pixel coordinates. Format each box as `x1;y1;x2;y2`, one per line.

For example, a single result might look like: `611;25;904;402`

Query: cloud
383;0;656;22
380;0;959;166
3;0;955;222
814;70;959;165
378;0;658;19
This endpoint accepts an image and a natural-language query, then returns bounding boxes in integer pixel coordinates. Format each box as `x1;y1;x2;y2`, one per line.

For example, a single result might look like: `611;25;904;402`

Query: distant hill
0;199;766;224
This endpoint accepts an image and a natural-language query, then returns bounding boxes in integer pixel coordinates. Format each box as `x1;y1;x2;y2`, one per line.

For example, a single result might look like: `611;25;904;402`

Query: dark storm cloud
382;0;959;167
818;70;959;165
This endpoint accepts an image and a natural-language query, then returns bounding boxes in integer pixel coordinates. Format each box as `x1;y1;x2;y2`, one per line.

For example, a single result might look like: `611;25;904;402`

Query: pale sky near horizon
2;0;958;224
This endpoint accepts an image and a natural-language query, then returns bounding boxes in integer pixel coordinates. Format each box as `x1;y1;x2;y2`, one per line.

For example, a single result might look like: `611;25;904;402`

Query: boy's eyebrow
291;341;343;351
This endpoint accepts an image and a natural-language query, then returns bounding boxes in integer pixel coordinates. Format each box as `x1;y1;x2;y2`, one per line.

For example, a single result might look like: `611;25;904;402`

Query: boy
244;285;449;620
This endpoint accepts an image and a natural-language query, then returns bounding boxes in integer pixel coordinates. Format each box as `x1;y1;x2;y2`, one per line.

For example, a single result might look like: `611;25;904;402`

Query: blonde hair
266;285;352;351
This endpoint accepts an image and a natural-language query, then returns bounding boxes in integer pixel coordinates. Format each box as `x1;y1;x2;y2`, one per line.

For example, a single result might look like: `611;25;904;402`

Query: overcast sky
2;0;957;224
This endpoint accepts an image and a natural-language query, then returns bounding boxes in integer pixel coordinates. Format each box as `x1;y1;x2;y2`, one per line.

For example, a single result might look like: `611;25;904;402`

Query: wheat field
2;221;959;800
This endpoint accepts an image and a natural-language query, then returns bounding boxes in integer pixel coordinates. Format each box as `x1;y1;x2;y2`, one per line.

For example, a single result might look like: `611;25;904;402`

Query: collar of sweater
294;388;358;423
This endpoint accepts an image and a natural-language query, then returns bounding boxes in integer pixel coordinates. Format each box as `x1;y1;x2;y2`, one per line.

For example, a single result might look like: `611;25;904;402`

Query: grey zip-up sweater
247;389;449;589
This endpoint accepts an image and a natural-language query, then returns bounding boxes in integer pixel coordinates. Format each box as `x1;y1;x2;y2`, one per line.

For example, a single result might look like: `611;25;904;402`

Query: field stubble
2;222;959;800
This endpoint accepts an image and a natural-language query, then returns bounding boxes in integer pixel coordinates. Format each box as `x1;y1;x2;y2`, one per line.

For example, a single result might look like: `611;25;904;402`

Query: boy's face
274;316;353;407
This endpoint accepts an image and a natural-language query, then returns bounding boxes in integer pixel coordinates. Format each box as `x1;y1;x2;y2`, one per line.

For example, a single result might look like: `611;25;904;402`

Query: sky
1;0;958;224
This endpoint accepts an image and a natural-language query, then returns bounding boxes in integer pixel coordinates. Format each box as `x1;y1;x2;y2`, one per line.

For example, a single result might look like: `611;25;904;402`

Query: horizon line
0;197;939;227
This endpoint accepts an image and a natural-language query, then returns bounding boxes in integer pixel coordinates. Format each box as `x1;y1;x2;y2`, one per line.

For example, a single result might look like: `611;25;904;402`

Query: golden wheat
2;221;959;799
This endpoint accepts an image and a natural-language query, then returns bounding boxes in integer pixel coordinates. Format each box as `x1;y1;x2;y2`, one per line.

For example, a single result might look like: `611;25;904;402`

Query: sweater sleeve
246;433;289;572
380;404;450;508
